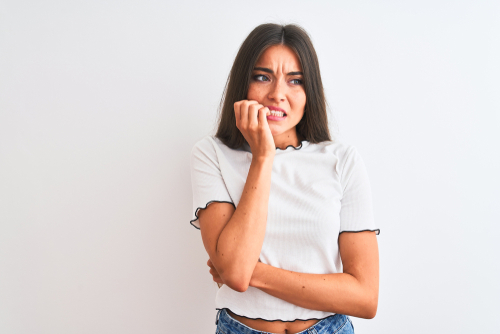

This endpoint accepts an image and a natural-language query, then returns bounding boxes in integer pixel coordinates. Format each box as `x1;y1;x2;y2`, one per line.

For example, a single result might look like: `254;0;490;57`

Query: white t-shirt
190;135;380;321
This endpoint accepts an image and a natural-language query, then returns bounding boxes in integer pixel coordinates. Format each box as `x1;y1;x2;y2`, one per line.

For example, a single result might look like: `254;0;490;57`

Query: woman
190;23;380;334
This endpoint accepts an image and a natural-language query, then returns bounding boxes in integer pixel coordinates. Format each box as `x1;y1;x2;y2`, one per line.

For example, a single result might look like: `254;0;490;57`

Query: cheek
246;84;262;101
290;91;307;110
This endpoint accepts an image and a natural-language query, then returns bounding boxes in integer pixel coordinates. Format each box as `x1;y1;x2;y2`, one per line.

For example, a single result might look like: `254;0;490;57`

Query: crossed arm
198;201;379;319
207;229;379;319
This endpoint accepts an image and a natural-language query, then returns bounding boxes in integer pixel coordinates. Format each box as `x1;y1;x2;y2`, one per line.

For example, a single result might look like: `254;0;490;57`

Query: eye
253;74;269;82
290;78;303;85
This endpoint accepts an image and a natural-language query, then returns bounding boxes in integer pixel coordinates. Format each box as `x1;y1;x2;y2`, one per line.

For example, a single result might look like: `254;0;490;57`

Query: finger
248;103;263;130
258;107;270;128
234;101;243;127
240;100;258;127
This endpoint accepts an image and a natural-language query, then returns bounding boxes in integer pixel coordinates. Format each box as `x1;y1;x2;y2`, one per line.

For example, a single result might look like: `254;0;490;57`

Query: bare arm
207;230;379;318
198;100;275;292
244;231;379;318
199;157;272;292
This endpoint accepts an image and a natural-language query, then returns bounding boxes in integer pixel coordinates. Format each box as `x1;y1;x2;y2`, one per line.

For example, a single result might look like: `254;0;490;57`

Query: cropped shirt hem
216;307;335;323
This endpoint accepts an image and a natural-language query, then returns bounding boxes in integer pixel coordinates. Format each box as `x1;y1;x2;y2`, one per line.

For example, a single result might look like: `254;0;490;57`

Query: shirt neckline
242;140;309;153
276;140;309;151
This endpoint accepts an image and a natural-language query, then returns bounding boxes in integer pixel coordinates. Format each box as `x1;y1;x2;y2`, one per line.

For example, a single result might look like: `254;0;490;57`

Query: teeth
270;110;285;117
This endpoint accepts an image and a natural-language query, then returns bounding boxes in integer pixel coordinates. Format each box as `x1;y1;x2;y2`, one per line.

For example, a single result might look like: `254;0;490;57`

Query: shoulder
191;135;216;153
313;138;358;160
191;135;243;166
191;135;236;153
190;136;219;170
309;139;362;178
190;135;225;159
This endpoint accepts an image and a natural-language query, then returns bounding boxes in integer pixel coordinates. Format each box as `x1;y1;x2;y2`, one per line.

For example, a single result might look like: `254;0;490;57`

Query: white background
1;1;499;333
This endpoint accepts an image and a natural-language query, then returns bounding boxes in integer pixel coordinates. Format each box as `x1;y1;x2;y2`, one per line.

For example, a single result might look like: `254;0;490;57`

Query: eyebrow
254;67;303;76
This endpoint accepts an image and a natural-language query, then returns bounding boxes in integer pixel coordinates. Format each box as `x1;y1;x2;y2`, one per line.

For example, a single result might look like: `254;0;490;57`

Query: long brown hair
215;23;332;149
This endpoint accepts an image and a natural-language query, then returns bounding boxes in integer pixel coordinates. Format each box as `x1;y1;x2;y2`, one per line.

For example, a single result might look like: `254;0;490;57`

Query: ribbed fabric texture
190;135;379;321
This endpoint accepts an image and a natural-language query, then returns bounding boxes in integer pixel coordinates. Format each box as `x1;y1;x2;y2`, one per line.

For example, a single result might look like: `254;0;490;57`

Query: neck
273;130;302;150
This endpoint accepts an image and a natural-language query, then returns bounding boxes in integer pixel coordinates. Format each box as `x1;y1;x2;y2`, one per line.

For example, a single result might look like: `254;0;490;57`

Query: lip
266;106;287;115
266;114;286;121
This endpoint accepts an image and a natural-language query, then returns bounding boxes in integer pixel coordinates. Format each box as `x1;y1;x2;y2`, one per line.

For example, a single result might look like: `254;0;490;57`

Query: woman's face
247;45;306;140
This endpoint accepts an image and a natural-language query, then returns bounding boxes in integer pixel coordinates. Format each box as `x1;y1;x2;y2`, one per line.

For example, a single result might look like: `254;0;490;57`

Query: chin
268;127;283;136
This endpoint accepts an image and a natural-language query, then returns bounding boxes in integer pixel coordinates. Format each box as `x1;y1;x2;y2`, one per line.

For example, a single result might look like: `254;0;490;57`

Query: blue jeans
215;308;355;334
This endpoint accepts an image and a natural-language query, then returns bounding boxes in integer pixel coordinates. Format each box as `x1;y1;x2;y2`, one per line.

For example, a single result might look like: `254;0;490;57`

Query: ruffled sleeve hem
190;200;236;230
339;228;380;235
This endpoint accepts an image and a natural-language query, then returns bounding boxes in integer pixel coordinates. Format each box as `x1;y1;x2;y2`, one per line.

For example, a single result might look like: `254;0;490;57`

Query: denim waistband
215;308;354;334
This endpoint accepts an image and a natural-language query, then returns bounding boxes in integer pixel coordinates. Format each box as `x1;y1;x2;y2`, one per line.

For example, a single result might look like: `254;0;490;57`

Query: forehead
255;45;302;71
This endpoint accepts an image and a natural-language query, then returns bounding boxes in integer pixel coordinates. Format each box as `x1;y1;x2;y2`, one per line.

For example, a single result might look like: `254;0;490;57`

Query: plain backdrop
1;1;499;333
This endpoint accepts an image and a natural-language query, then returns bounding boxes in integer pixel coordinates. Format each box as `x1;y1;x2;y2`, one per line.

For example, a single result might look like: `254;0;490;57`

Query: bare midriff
226;309;320;334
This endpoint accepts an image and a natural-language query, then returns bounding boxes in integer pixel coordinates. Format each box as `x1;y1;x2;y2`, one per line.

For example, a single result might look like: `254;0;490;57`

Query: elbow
360;293;378;319
214;257;254;293
221;274;250;292
341;287;378;319
219;267;251;293
362;305;378;319
225;279;249;293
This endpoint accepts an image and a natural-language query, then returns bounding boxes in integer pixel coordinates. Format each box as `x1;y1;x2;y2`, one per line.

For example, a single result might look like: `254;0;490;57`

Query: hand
207;258;223;284
234;100;275;159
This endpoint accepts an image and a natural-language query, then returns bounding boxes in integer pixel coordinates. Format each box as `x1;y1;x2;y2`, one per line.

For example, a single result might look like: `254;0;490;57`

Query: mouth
267;106;287;117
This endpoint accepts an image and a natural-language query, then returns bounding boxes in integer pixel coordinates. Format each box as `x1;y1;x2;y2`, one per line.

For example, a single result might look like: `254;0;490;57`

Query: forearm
215;157;273;289
249;262;378;319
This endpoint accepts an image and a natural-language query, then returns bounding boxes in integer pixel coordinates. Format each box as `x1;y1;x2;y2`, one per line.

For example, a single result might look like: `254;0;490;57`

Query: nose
268;80;286;102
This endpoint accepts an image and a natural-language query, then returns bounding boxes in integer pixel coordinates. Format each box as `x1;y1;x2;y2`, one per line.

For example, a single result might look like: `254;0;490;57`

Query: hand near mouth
234;99;276;159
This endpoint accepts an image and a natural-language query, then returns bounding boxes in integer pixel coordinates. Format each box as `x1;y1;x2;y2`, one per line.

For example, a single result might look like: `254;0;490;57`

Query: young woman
190;23;380;334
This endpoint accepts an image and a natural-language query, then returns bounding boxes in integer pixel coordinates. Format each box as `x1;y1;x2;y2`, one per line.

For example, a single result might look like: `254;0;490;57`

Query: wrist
249;261;267;289
251;155;274;165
